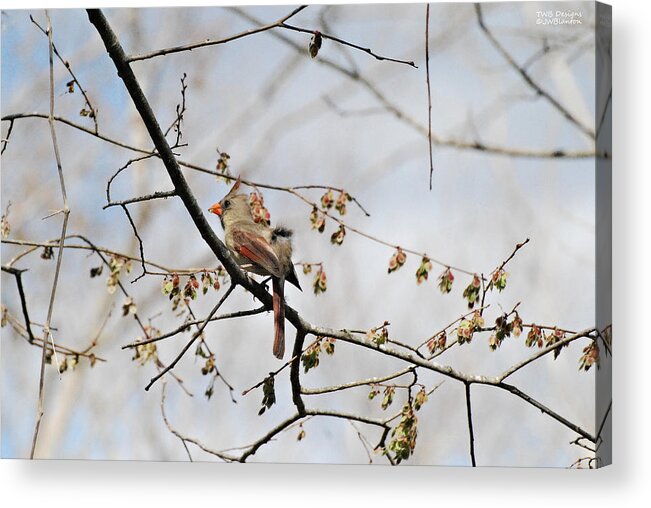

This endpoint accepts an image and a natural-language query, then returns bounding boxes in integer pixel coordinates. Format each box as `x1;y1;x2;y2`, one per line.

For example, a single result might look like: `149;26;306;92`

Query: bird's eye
224;200;231;209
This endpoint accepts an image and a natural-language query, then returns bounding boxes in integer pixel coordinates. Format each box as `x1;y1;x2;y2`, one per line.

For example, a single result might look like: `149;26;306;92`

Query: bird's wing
231;229;282;277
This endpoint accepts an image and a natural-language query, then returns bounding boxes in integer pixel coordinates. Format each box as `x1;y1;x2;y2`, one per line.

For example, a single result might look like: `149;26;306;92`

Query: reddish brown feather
232;229;282;276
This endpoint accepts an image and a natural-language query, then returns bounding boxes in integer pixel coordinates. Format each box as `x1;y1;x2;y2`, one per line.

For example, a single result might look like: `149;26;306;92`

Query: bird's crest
225;176;242;197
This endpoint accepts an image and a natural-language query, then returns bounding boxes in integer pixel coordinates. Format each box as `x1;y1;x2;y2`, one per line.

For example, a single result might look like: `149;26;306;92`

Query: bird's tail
272;277;285;359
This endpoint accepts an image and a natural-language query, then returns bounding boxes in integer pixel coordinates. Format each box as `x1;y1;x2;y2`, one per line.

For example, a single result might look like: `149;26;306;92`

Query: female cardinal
208;178;301;359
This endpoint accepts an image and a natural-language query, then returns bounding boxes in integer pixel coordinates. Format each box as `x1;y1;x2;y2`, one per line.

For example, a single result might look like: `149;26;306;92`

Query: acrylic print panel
1;2;611;466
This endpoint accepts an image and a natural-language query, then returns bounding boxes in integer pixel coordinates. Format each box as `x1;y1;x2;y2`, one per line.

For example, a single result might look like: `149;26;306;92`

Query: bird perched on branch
208;177;301;359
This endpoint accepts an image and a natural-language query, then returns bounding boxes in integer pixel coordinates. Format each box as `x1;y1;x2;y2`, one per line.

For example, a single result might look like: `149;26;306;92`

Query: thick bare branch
290;328;307;415
465;382;477;467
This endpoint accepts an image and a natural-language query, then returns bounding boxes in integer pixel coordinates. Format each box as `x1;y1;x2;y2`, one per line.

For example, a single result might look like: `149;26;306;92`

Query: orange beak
208;202;222;216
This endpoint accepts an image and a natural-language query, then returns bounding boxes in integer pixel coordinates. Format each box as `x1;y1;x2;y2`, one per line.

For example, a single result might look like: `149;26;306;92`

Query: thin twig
127;5;416;68
30;15;99;133
120;204;147;283
287;188;478;276
160;380;235;462
415;305;490;353
495;382;595;442
106;154;157;203
493;237;530;274
425;4;434;188
241;335;323;396
2;236;208;276
105;190;177;209
301;366;415;395
127;6;309;62
163;73;187;147
2;113;152;153
2;306;106;362
349;421;375;463
479;238;530;312
122;306;266;349
238;413;304;462
498;327;596;382
1;118;14;154
322;95;387;120
144;284;236;391
291;183;371;217
279;22;417;68
32;12;72;459
81;303;114;354
595;400;612;447
570;436;596;453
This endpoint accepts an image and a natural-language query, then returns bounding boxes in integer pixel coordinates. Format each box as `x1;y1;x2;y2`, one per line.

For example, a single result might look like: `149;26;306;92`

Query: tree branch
1;118;14;154
290;328;307;415
104;190;177;209
31;12;72;459
127;5;309;62
2;112;152;154
465;382;477;466
279;22;417;68
1;266;36;344
120;204;147;283
301;366;415;395
144;283;236;391
495;382;595;442
238;413;303;462
425;3;434;188
122;306;266;349
498;327;596;382
2;236;211;276
30;14;99;133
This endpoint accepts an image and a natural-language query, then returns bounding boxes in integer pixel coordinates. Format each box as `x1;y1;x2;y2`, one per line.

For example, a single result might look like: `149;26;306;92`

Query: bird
208;177;301;359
